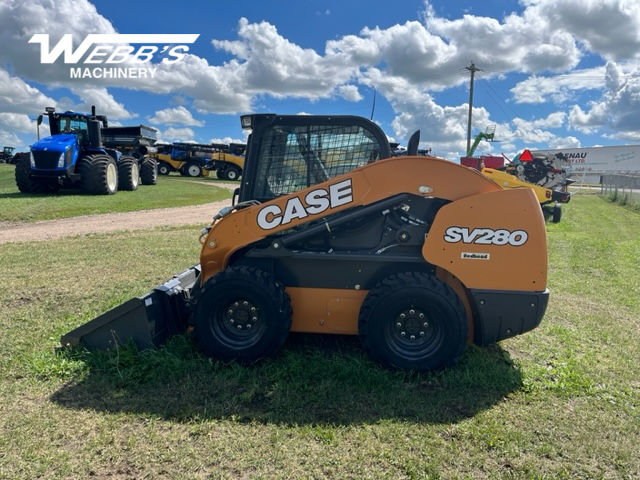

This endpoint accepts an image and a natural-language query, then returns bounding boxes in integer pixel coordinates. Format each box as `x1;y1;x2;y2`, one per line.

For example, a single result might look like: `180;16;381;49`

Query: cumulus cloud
158;127;196;143
0;68;56;114
2;0;640;154
149;106;204;126
566;61;640;140
530;0;640;61
210;136;248;145
510;67;607;104
70;87;135;119
0;113;36;133
336;85;363;102
212;18;358;100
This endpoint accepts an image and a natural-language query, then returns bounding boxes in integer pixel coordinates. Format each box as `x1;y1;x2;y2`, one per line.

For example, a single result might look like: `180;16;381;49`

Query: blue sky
1;0;640;161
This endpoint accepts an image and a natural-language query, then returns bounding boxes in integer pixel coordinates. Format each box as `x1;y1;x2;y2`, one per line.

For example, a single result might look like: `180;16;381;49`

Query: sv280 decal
444;227;528;246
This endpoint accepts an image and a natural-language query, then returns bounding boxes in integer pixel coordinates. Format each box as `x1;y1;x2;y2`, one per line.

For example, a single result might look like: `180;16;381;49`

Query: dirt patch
0;200;234;244
0;181;240;244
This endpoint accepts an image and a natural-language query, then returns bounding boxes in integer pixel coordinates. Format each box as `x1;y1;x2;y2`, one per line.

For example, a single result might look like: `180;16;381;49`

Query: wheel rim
227;169;238;180
188;165;200;177
106;163;117;192
211;298;264;348
385;304;444;360
159;165;169;175
132;162;139;187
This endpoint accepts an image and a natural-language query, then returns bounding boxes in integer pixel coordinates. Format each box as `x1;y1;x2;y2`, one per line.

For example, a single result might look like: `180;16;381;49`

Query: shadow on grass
0;189;83;200
50;333;523;426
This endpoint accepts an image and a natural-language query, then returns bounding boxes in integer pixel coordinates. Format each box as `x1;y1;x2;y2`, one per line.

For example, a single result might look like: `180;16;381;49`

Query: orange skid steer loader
62;114;549;371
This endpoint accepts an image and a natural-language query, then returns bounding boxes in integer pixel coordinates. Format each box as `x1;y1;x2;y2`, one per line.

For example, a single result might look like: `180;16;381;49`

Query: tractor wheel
358;272;468;371
223;165;241;181
193;266;292;363
15;153;53;194
140;158;158;185
552;203;562;223
183;161;202;177
78;154;118;195
157;162;172;175
117;156;139;191
216;169;225;179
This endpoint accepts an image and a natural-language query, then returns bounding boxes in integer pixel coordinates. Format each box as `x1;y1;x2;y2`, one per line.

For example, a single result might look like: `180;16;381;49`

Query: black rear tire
552;203;562;223
140;158;158;185
193;266;292;363
223;165;241;181
358;272;468;371
117;156;139;191
78;154;118;195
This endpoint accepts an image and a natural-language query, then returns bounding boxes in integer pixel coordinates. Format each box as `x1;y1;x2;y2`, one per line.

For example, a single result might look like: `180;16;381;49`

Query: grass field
0;163;231;222
0;177;638;478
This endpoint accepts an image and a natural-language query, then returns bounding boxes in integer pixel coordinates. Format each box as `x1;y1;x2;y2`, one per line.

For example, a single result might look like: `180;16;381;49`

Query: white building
532;145;640;184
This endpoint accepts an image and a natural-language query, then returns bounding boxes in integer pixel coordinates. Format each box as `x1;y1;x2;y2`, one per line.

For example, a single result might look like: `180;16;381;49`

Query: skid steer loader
61;113;549;371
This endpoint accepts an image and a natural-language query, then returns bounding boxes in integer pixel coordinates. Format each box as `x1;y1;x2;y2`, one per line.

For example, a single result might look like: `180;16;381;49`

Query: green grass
0;194;639;479
0;163;232;222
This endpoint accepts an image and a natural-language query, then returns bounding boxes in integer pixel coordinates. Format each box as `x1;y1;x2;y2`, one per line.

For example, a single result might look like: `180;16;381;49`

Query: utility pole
465;62;480;155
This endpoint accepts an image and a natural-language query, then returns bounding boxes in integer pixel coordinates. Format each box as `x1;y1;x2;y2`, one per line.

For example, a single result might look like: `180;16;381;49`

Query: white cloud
70;87;135;120
0;113;36;133
212;18;358;101
530;0;640;61
149;106;204;126
0;68;56;114
510;67;607;104
158;127;195;143
2;0;640;155
210;136;247;145
0;131;22;147
336;85;362;102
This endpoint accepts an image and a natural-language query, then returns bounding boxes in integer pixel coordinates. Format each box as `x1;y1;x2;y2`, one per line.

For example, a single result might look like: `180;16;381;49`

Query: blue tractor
15;106;155;195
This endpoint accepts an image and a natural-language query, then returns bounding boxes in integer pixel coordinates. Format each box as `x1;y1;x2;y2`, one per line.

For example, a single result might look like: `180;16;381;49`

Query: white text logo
257;179;354;230
444;227;528;246
29;34;200;79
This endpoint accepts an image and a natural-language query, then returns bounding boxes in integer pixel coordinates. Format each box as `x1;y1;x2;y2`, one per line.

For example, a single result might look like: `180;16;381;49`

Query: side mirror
232;187;239;206
37;115;43;126
407;130;420;156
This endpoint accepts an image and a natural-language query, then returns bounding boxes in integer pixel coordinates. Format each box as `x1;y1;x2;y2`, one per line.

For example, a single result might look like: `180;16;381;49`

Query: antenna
370;88;377;120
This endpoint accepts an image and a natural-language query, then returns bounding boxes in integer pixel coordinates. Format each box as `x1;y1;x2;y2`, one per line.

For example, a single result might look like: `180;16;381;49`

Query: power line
477;78;521;122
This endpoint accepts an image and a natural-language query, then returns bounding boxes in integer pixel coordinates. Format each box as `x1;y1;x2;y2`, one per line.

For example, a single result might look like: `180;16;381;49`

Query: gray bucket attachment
61;265;201;351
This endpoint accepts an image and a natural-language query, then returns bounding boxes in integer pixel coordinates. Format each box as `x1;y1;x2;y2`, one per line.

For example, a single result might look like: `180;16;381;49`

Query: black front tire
183;161;202;177
358;272;468;371
15;153;57;193
140;158;158;185
15;153;40;193
117;156;139;191
157;162;172;175
193;266;292;363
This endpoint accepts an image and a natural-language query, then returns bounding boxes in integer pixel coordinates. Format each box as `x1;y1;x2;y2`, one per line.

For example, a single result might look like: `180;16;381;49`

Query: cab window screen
251;123;382;201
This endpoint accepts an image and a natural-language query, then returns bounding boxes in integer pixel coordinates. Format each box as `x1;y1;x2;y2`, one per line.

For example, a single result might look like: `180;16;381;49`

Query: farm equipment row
153;142;246;181
62;113;550;372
